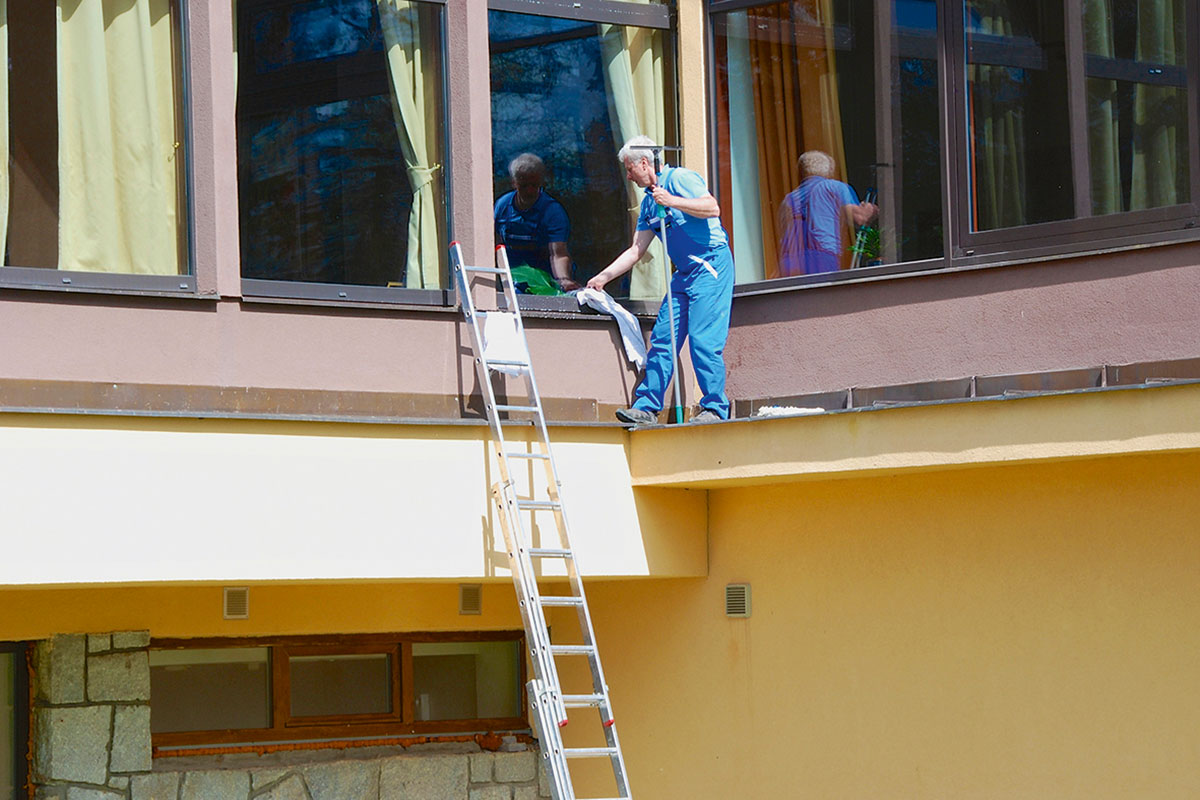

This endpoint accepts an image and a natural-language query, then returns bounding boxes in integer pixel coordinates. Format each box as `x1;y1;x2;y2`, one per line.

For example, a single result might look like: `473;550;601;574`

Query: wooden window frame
0;644;30;800
150;632;527;749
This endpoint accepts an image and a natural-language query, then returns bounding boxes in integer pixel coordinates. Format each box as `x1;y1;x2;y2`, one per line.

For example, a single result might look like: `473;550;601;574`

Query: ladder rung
461;265;507;274
504;452;549;460
564;747;619;759
517;500;560;511
562;693;606;707
494;404;539;414
486;359;530;369
527;547;573;559
550;644;596;656
538;595;583;607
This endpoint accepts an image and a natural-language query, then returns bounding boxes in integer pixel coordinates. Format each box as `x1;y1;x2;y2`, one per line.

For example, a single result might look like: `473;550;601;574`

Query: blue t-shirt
636;166;728;267
778;176;860;275
494;190;570;275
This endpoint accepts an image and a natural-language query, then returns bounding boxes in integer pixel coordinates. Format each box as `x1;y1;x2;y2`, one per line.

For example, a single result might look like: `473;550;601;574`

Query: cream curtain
378;0;444;290
57;0;180;274
600;8;669;301
968;3;1026;230
1131;0;1185;209
1084;0;1122;215
0;0;9;264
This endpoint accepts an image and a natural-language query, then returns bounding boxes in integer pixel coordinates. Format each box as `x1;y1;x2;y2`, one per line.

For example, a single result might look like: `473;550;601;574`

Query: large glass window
150;633;524;747
237;0;448;302
713;0;944;282
0;0;189;287
711;0;1200;284
488;1;677;301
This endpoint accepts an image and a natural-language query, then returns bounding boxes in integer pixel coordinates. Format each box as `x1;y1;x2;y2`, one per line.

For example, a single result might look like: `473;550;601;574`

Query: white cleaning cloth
755;405;826;417
575;288;647;370
483;312;530;376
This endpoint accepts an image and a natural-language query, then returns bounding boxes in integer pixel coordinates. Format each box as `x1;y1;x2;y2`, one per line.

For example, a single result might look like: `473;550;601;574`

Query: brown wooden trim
153;630;524;650
270;647;287;734
153;718;531;749
400;642;414;726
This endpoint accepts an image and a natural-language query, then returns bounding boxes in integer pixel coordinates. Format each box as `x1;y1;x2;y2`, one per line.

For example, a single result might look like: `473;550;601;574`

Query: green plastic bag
509;265;567;296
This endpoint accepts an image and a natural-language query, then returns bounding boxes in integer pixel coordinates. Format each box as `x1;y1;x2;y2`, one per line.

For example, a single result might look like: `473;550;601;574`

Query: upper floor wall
0;0;1197;420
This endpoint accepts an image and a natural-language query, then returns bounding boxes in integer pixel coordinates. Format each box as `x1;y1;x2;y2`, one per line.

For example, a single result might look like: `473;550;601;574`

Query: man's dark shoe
692;409;723;424
615;407;656;425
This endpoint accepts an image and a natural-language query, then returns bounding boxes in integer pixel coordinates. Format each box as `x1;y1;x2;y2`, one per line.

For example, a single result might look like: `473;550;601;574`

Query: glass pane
4;0;188;276
965;0;1073;230
1084;0;1189;214
713;0;944;282
149;648;271;733
238;0;447;289
289;653;392;717
0;653;14;800
488;9;677;301
412;641;521;721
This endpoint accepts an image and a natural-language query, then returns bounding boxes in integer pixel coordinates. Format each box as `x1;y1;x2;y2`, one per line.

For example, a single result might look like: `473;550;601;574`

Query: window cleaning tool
647;144;685;425
849;188;877;270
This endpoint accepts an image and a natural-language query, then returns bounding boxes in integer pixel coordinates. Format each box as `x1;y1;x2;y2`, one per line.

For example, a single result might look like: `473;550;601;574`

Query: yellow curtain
1085;0;1121;215
600;9;669;301
1130;0;1185;209
378;0;444;289
57;0;180;274
750;0;846;279
0;0;8;264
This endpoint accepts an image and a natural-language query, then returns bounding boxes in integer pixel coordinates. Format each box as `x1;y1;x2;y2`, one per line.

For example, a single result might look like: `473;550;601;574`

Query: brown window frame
707;0;1200;293
150;631;527;749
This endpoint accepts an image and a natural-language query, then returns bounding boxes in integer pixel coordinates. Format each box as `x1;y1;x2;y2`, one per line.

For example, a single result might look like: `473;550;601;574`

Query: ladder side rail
493;482;570;729
529;679;574;800
453;243;521;465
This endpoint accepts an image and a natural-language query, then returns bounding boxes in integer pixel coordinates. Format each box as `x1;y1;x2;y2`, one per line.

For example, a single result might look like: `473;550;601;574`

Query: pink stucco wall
1;1;1198;416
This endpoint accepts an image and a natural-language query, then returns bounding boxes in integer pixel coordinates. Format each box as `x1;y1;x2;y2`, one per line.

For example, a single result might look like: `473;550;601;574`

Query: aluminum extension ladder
451;242;632;800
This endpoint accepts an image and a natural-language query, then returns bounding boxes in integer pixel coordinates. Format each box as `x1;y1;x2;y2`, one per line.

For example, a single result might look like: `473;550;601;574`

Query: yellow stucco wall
582;451;1200;798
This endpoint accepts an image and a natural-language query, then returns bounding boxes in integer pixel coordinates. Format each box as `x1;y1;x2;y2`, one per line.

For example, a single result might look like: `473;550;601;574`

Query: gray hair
798;150;836;179
618;135;659;167
508;153;546;182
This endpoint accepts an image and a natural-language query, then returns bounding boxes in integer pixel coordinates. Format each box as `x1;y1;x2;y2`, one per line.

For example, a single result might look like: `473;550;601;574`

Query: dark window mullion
943;0;971;255
1064;0;1092;220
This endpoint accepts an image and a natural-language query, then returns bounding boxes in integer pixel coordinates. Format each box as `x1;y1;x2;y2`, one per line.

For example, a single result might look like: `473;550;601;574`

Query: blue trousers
632;246;735;418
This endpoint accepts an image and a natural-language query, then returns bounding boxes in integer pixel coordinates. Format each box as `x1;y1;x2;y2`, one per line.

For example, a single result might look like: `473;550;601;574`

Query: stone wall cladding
147;748;550;800
32;632;153;797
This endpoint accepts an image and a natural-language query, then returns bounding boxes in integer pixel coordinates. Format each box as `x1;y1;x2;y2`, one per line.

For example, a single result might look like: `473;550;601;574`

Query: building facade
1;0;1198;797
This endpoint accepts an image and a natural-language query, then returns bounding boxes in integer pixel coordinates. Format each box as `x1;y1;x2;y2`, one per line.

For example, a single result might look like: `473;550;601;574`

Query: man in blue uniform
494;153;580;292
587;135;735;424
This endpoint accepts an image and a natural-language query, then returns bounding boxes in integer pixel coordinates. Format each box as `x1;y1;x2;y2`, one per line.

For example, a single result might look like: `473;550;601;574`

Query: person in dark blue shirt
494;153;580;291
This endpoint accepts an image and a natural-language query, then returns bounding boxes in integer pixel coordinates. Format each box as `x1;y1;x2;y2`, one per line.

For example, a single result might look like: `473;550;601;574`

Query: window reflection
713;0;944;283
488;9;677;300
238;0;446;290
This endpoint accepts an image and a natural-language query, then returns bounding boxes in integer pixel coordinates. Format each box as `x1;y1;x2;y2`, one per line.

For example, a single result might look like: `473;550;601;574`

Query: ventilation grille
459;584;482;615
223;587;249;620
725;584;751;618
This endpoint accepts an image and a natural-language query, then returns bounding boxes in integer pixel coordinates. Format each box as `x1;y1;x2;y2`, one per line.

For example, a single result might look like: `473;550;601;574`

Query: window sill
0;268;200;298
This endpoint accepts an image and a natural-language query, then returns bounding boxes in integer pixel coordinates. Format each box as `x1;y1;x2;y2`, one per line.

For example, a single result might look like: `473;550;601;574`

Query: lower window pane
289;653;393;717
149;648;271;733
412;641;520;721
1;653;14;800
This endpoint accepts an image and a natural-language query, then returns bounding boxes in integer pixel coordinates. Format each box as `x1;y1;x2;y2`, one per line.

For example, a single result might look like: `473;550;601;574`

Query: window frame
149;631;527;749
486;0;678;317
0;644;29;800
706;0;1200;293
235;0;454;308
0;0;196;297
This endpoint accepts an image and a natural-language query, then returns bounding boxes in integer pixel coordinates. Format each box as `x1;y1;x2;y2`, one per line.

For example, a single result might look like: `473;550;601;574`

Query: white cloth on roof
575;288;647;370
483;312;530;376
